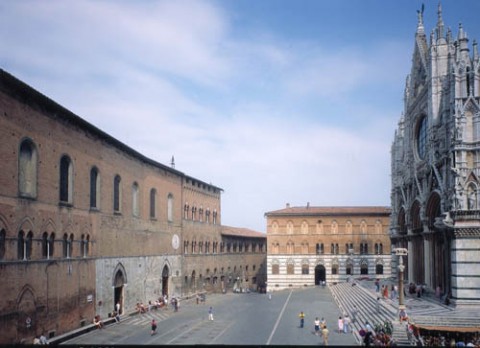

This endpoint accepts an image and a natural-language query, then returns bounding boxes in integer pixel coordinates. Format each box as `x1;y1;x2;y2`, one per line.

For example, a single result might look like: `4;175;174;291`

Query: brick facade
0;69;266;344
265;204;391;290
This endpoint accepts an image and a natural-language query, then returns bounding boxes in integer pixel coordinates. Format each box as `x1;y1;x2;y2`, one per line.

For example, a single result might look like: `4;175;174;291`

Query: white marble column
423;236;431;287
407;239;413;282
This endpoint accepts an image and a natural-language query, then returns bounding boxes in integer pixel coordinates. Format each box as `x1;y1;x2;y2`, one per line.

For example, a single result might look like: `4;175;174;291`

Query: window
90;167;100;209
18;231;25;260
184;241;189;254
213;210;217;224
113;175;121;212
376;264;384;275
287;262;294;275
26;231;33;260
287;221;293;234
302;263;309;275
63;233;73;258
332;265;338;275
167;194;173;222
184;204;189;219
416;116;427;159
132;182;139;217
0;229;5;259
81;234;90;257
59;155;73;204
205;209;210;223
18;139;38;198
42;232;49;258
316;243;324;254
150;189;156;219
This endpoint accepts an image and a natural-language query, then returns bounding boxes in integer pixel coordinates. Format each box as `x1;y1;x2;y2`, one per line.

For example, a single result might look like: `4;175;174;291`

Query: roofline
265;206;391;218
0;68;223;192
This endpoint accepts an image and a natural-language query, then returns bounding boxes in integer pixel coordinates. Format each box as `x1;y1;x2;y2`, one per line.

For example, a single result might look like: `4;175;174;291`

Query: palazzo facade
390;5;480;306
0;69;266;344
265;204;391;291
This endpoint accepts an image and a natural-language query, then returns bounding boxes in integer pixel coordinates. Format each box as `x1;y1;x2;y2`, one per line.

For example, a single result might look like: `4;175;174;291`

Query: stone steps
329;282;397;344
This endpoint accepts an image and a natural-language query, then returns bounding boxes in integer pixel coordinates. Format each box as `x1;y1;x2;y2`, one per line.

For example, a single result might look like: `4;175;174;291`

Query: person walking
298;311;305;328
208;306;214;321
322;325;329;345
314;317;320;335
337;316;344;333
116;301;121;315
151;319;157;335
343;315;351;334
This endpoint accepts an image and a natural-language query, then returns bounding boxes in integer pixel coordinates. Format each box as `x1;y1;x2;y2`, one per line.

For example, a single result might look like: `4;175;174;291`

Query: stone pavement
61;287;358;346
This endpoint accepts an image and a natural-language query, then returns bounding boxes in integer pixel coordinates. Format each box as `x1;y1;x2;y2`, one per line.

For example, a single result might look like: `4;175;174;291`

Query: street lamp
394;248;408;312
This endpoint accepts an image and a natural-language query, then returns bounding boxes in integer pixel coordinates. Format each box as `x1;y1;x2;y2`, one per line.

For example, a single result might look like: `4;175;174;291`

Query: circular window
416;116;427;159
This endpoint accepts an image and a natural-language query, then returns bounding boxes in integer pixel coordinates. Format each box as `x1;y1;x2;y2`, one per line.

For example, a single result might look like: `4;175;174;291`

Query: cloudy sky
2;0;480;232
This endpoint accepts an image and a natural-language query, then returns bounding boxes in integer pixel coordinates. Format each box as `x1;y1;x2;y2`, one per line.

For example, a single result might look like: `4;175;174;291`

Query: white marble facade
390;5;480;305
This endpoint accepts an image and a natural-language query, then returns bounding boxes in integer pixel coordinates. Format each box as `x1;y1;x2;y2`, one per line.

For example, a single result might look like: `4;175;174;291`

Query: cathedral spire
416;3;425;35
436;2;444;40
473;39;479;61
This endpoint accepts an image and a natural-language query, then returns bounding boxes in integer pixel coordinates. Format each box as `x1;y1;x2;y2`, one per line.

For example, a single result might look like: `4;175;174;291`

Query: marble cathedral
390;5;480;306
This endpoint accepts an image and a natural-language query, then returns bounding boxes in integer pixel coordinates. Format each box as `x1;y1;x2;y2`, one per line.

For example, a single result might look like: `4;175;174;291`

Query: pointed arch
112;263;128;286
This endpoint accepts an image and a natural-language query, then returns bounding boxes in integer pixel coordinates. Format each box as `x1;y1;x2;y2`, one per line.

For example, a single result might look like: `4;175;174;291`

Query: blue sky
2;0;480;232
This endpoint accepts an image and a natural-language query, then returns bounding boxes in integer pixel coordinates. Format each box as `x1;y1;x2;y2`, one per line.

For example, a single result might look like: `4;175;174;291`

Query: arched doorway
162;265;169;297
113;269;125;314
315;264;326;285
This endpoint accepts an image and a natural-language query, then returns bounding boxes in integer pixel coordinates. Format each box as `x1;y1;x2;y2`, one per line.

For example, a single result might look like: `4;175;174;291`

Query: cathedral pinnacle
436;2;444;40
416;3;425;35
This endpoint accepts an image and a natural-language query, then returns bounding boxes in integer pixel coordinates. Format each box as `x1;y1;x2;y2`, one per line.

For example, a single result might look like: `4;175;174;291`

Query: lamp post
395;248;408;312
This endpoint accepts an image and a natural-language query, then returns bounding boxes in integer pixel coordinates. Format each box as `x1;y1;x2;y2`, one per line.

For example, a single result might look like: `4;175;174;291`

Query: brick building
0;69;266;344
265;204;391;291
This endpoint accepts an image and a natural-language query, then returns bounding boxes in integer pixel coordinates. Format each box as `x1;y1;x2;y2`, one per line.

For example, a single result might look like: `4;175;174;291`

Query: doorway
315;264;326;285
162;265;169;297
113;270;125;314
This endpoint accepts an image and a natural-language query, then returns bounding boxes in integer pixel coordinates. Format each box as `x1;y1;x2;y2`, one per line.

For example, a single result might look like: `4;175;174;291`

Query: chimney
286;203;290;208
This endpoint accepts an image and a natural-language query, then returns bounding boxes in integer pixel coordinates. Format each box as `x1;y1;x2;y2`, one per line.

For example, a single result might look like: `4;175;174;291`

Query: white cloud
0;0;403;232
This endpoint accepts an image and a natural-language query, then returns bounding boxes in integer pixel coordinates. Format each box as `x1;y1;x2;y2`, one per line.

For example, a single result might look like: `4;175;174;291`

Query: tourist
375;279;380;292
150;319;157;335
314;317;320;335
208;306;214;321
337;316;344;333
298;311;305;328
343;315;351;334
321;325;329;345
39;332;49;345
94;315;104;329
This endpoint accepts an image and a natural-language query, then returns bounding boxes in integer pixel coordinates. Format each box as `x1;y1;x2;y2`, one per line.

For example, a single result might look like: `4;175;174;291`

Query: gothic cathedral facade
391;5;480;306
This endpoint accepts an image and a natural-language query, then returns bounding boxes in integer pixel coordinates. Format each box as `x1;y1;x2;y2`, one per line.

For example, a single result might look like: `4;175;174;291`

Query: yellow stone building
265;204;391;290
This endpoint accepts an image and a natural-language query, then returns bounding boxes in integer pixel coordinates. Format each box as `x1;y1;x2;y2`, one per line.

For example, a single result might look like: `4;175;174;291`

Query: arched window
18;231;25;260
287;261;295;275
69;234;74;258
63;233;68;258
331;221;338;234
113;175;122;213
90;167;100;209
26;231;33;260
42;232;49;258
346;221;352;234
416;115;428;160
213;210;217;224
132;182;139;217
316;243;324;255
272;264;279;275
301;221;308;234
59;155;73;204
150;188;156;219
302;262;309;275
0;229;6;259
19;139;38;198
376;264;384;275
167;194;174;222
286;221;293;234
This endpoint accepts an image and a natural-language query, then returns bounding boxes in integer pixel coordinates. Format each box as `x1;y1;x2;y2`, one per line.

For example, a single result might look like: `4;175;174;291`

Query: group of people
374;279;399;300
297;312;330;345
32;333;49;345
359;321;396;347
337;315;352;334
